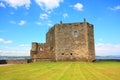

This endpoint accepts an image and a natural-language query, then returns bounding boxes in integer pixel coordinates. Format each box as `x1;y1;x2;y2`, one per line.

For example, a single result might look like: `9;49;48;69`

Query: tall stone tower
30;19;95;62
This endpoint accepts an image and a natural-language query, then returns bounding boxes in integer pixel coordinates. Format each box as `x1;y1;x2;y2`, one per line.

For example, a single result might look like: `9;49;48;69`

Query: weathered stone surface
30;19;95;62
0;60;31;64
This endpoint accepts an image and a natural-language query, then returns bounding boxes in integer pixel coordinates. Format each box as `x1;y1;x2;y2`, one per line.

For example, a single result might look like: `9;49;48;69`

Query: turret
83;18;87;27
31;42;38;52
84;18;86;22
60;20;62;24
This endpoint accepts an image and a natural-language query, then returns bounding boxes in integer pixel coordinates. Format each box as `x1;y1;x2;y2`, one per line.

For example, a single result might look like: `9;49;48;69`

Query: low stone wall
0;59;32;64
31;58;53;62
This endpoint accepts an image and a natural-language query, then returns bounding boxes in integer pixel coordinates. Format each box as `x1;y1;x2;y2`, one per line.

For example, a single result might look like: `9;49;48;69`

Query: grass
0;61;120;80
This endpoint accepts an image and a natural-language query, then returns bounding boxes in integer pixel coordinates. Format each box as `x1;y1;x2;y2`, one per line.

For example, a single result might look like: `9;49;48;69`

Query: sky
0;0;120;56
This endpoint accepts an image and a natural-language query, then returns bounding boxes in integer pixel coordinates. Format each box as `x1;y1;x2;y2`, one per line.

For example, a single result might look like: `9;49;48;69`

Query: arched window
74;31;78;37
40;48;43;51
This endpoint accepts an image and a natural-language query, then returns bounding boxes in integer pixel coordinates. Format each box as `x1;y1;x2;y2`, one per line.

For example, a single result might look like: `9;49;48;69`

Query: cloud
10;20;26;25
0;50;30;56
19;44;29;47
35;21;42;26
48;23;52;27
98;38;103;42
4;0;31;9
0;38;4;42
73;3;83;11
40;13;48;19
35;0;63;12
18;20;26;25
0;44;30;56
95;43;120;56
110;5;120;10
4;40;13;44
0;38;13;44
0;2;6;8
63;13;68;18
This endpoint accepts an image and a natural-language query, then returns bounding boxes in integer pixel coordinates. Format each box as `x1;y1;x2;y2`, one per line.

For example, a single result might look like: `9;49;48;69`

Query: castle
30;19;95;62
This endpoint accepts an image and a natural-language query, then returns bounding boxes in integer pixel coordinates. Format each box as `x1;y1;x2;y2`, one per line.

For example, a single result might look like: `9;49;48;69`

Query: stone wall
0;59;31;64
87;24;95;61
30;19;95;62
46;27;56;60
55;23;89;61
30;43;55;62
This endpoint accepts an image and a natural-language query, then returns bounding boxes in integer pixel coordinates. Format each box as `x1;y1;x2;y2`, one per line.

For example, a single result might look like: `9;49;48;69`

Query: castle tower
30;42;38;62
30;19;95;62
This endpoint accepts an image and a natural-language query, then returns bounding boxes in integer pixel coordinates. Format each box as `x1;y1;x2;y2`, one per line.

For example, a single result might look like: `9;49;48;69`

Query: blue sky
0;0;120;56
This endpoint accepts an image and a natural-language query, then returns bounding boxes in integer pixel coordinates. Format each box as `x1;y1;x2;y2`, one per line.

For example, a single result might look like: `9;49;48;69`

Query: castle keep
30;19;95;62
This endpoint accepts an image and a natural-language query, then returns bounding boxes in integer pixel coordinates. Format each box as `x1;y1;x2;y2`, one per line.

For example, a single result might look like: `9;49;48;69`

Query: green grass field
0;61;120;80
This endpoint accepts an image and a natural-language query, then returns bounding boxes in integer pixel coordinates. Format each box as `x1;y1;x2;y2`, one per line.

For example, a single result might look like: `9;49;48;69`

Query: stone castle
30;19;95;62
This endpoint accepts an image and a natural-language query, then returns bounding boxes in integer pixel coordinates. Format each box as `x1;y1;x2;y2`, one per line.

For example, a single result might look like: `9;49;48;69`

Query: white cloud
48;23;52;27
0;38;4;42
18;20;26;25
98;38;103;42
0;44;30;56
73;3;83;11
19;44;29;47
40;13;48;19
4;40;13;44
35;0;63;12
4;0;31;9
0;38;13;44
0;50;2;53
35;21;42;25
0;2;6;8
95;43;120;56
0;50;30;56
63;13;68;18
110;5;120;10
10;20;26;25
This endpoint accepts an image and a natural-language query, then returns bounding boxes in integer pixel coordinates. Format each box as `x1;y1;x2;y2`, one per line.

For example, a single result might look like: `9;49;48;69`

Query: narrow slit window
74;31;78;37
61;53;64;55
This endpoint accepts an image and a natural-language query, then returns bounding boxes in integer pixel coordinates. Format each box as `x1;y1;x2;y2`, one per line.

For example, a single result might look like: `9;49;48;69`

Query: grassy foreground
0;61;120;80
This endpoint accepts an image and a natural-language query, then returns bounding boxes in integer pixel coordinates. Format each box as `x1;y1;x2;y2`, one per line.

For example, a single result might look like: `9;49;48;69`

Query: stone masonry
30;19;95;62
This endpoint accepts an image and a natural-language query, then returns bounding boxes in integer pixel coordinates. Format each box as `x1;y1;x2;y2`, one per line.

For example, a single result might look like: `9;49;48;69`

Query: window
61;53;64;55
40;48;43;51
50;47;53;51
70;53;72;55
74;31;78;37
